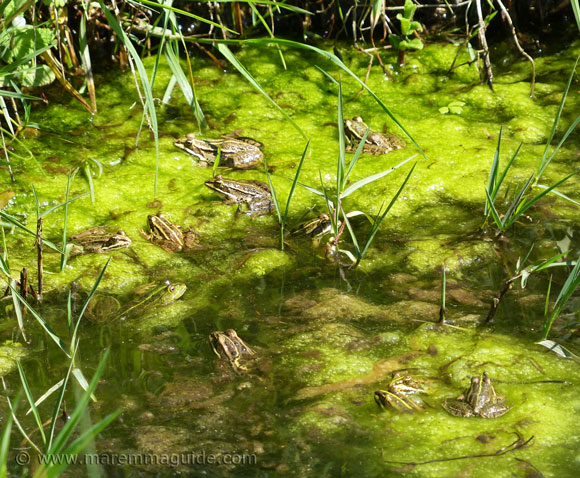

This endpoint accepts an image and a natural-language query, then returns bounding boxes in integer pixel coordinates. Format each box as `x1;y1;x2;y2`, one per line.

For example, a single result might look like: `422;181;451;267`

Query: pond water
2;38;580;477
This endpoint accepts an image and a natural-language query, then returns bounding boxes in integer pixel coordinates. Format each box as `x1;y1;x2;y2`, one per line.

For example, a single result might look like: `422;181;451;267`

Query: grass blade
484;188;504;230
97;0;160;197
164;42;206;130
536;56;579;182
10;279;25;341
337;80;346;194
266;172;282;224
47;349;111;457
492;143;522;200
341;155;415;198
9;286;69;356
344;127;370;186
358;163;416;259
0;399;13;477
17;362;46;446
60;174;72;272
506;171;578;228
237;38;424;156
283;140;310;225
217;44;306;139
485;126;502;215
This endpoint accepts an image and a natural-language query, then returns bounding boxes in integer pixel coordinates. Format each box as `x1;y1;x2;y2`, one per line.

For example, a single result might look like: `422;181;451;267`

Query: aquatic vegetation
2;350;119;477
299;81;415;267
268;140;309;250
484;59;580;236
389;0;424;66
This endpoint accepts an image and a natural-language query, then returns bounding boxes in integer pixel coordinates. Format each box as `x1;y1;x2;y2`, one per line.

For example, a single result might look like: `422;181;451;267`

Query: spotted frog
174;135;263;169
375;373;425;412
209;329;255;371
344;116;405;155
204;175;274;216
69;226;131;256
141;213;198;252
442;372;511;418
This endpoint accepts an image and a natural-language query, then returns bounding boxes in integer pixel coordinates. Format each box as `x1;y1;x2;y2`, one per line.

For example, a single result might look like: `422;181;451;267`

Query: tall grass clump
298;80;416;267
483;59;580;235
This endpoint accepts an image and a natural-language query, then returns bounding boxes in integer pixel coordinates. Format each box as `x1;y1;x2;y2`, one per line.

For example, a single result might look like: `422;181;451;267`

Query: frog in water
204;175;274;216
344;116;405;155
209;329;255;372
174;134;263;169
442;372;511;418
141;213;198;252
69;226;132;256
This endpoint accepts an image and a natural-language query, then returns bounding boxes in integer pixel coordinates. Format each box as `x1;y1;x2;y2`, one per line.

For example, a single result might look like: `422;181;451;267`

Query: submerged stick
496;0;535;97
486;276;516;323
476;0;493;90
37;218;43;302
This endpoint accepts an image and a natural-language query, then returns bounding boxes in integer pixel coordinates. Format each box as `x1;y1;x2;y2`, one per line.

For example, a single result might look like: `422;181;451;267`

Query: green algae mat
2;40;580;477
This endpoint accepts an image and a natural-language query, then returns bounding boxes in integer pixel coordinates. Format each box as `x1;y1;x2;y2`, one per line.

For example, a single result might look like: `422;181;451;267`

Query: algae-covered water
2;39;580;477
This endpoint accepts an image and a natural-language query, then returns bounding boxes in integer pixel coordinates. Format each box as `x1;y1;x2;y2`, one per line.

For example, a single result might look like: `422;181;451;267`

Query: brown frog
442;372;511;418
141;214;198;252
204;175;274;216
69;226;132;256
209;329;255;372
344;116;405;155
375;373;426;412
174;135;263;169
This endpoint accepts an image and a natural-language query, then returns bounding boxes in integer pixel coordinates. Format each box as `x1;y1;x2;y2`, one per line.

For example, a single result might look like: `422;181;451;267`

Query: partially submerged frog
116;281;187;320
344;116;405;155
375;373;426;412
174;134;263;169
204;175;274;216
141;213;198;252
289;214;334;239
69;226;132;256
209;329;255;372
442;372;511;418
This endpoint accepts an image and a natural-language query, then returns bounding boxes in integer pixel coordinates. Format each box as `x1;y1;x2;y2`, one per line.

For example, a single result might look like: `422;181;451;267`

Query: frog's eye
169;285;175;293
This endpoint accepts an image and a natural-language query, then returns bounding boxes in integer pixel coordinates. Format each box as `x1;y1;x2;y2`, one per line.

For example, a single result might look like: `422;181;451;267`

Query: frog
140;214;198;252
289;213;334;239
69;226;132;256
209;329;255;371
344;116;405;155
204;175;274;216
116;281;187;320
174;134;263;169
442;372;511;418
375;372;426;412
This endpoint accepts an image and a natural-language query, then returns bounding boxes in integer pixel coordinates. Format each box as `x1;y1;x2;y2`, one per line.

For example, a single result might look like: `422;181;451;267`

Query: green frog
141;214;198;252
442;372;511;418
174;134;263;169
344;116;405;155
69;226;132;256
204;175;274;216
375;373;425;412
209;329;255;371
116;281;187;320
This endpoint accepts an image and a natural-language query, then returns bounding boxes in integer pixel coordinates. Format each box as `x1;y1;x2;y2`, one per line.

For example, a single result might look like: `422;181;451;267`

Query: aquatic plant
2;349;119;477
267;141;309;250
300;80;416;267
483;59;580;236
542;258;580;340
389;0;424;66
